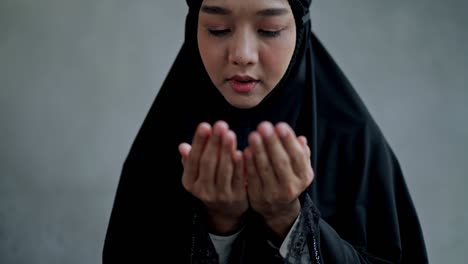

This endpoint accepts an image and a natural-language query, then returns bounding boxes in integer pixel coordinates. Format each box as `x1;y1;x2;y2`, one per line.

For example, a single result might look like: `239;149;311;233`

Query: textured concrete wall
1;0;466;263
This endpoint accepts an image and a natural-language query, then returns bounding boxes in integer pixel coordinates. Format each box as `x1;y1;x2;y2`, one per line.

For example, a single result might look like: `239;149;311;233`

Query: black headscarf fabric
177;0;313;152
103;0;428;263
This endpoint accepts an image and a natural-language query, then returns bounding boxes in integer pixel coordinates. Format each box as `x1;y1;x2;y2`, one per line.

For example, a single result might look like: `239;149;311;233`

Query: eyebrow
200;5;289;17
256;8;289;17
200;5;231;15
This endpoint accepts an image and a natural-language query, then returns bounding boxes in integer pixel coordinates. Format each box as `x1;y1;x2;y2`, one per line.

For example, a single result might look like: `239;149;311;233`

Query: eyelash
207;29;282;38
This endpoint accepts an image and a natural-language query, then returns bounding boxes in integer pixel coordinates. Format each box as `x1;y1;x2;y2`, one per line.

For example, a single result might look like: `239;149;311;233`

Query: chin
225;96;259;109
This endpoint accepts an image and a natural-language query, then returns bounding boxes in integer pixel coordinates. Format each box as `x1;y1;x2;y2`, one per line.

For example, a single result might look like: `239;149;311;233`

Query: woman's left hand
244;121;314;239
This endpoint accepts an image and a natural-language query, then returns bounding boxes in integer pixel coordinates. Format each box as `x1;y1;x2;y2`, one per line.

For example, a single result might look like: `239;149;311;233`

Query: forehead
199;0;294;21
201;0;291;12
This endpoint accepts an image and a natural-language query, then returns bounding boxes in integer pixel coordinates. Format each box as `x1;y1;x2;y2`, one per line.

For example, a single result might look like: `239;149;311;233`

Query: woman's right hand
179;121;248;235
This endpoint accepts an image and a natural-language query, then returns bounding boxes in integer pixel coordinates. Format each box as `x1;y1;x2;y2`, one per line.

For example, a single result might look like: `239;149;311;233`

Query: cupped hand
244;121;314;238
179;121;248;234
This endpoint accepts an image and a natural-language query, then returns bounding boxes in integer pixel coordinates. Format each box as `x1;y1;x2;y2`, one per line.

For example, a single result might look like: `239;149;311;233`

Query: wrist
264;202;301;239
207;214;244;235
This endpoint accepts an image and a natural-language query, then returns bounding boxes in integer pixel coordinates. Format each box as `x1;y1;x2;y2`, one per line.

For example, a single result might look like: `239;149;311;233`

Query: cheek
261;37;296;84
197;31;224;81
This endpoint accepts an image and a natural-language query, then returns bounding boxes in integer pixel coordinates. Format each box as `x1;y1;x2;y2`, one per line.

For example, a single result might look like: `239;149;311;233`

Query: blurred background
1;0;466;263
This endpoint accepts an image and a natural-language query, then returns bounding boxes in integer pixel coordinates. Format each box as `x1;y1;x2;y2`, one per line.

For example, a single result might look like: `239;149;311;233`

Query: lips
228;75;259;93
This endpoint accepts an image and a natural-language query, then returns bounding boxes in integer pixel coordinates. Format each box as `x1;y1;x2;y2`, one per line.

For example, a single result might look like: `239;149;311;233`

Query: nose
228;30;259;66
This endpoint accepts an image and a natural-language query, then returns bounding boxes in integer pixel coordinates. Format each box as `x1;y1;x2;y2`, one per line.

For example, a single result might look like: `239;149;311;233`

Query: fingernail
263;123;273;138
278;124;289;138
215;121;228;135
253;134;262;145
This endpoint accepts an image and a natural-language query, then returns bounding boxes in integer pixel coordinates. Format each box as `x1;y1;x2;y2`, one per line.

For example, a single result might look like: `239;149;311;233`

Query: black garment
103;0;428;263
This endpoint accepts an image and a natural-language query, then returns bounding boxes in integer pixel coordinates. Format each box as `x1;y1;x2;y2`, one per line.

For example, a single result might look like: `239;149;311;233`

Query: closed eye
207;29;282;38
208;29;231;36
258;29;282;38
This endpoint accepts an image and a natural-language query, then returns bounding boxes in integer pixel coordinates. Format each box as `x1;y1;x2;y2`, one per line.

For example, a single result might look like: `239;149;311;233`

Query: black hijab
178;0;314;152
103;0;428;263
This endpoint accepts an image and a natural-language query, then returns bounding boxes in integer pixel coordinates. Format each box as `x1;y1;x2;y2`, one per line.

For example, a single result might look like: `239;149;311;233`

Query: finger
275;122;309;180
232;150;245;191
257;122;295;184
297;136;313;180
249;131;277;190
244;147;261;195
297;136;311;158
197;121;228;186
178;143;192;166
216;130;235;192
297;136;307;148
183;123;211;189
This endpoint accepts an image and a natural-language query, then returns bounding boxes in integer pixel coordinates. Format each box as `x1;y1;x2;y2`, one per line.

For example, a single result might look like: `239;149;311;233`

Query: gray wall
1;0;466;263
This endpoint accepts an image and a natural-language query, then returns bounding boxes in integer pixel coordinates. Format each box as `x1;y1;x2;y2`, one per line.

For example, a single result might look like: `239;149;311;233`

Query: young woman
103;0;428;263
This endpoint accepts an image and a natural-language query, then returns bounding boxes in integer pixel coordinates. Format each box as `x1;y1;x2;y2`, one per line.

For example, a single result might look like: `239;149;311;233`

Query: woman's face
197;0;296;109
